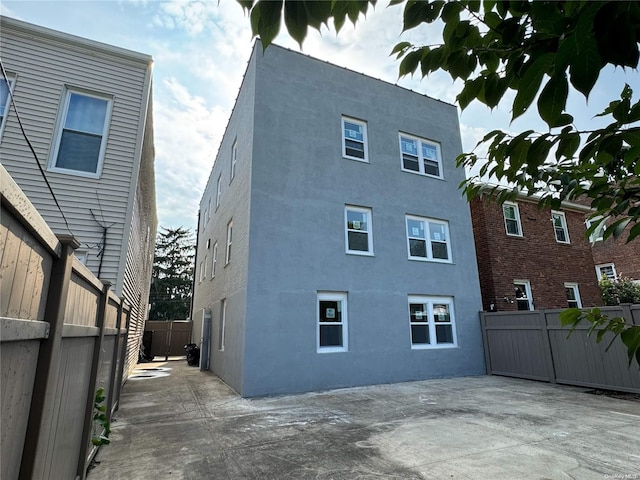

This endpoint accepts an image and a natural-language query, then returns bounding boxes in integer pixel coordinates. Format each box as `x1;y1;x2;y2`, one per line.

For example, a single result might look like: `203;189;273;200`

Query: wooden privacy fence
1;165;131;480
144;320;192;360
480;306;640;393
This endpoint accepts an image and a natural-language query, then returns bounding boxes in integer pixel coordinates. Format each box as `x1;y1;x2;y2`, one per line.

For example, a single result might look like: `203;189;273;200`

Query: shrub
600;277;640;306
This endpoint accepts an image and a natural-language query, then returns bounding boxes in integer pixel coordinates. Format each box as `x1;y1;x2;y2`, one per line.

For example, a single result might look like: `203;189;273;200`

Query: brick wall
470;197;602;311
590;228;640;281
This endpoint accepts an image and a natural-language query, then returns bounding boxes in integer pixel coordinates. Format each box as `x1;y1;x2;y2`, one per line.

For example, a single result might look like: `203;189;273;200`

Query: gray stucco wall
242;45;485;397
191;50;257;394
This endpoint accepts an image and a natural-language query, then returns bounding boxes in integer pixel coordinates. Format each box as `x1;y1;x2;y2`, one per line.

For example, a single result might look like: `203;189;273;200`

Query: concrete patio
91;360;640;479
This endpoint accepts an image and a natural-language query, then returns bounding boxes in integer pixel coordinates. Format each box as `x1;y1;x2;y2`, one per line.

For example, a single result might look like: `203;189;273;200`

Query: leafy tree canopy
149;226;195;320
240;0;640;242
239;0;640;366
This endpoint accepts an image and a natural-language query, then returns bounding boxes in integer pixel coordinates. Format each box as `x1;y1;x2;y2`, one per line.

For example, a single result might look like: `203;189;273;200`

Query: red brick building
588;219;640;282
470;193;602;312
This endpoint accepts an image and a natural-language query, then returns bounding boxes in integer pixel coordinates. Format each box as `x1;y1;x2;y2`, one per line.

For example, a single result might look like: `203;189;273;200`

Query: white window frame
345;206;373;255
503;202;523;237
596;263;616;281
399;132;443;179
48;87;113;179
408;295;457;349
225;220;233;265
405;215;452;263
552;211;570;243
513;280;534;310
211;242;218;279
341;116;368;162
317;291;348;353
219;299;226;351
231;139;237;181
216;175;222;209
199;260;204;283
0;74;16;141
586;217;605;243
564;283;582;308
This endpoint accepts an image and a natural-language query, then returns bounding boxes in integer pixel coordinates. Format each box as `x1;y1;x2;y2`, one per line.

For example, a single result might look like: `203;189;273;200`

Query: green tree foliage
600;277;640;306
149;227;195;320
238;0;640;366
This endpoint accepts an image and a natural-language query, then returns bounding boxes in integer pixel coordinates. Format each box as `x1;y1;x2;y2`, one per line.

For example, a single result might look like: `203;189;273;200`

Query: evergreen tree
148;226;195;320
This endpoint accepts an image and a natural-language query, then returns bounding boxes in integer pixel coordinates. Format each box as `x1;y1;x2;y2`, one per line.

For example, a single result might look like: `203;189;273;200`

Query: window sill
317;347;348;354
411;343;458;350
556;241;571;245
408;257;452;264
401;168;444;181
343;155;369;164
505;233;524;238
346;251;374;257
48;165;102;179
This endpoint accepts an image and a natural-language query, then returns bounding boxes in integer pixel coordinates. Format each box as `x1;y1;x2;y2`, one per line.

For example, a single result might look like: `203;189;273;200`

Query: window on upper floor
49;88;113;178
503;202;522;236
216;175;222;208
406;215;451;262
596;263;616;281
211;242;218;278
231;139;237;181
564;283;582;308
345;206;373;255
552;211;570;243
317;291;348;352
199;260;204;283
0;75;15;140
408;295;457;348
514;280;534;310
225;220;233;264
399;133;442;178
586;217;605;243
342;117;368;162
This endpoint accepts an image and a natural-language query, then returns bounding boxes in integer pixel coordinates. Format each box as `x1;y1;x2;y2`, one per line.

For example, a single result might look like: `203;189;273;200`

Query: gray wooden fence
144;319;192;360
480;306;640;393
1;165;132;480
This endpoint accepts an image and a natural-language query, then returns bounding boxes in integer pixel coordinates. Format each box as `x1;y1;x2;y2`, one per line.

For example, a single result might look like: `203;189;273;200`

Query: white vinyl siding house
0;17;156;378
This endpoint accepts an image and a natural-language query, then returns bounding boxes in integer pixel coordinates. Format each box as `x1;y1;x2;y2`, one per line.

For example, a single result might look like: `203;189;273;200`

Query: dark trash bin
184;343;200;366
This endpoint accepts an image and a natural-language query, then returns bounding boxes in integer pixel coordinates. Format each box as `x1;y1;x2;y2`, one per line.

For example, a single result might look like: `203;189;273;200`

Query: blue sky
2;1;635;232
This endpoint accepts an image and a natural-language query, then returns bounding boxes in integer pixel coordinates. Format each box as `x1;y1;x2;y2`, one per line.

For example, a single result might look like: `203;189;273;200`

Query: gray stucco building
192;42;485;397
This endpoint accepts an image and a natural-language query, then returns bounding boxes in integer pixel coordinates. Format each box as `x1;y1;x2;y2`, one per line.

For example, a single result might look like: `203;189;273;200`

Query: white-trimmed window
586;217;605;243
199;260;204;282
399;133;442;178
231;139;237;181
345;206;373;255
216;175;222;208
408;296;457;348
552;211;570;243
564;283;582;308
503;202;522;236
49;88;113;177
342;117;368;162
317;291;348;352
219;299;226;351
211;242;218;278
225;220;233;264
406;215;451;262
0;74;15;140
596;263;616;281
514;280;534;310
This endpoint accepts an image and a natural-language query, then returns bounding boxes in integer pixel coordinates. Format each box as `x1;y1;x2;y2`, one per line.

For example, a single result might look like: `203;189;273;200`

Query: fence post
106;299;125;419
113;303;132;411
19;234;79;480
479;312;492;375
539;310;557;384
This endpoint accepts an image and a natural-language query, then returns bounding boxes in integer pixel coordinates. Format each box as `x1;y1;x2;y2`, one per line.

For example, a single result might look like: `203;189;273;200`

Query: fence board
480;309;640;394
0;339;42;480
